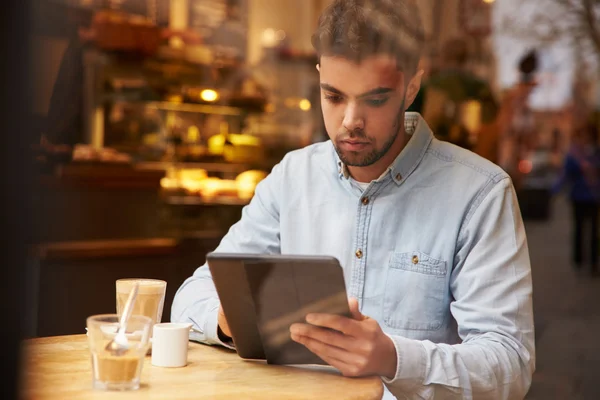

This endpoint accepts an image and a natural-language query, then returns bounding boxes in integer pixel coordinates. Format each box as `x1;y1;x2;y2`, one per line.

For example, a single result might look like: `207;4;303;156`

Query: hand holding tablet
207;253;351;365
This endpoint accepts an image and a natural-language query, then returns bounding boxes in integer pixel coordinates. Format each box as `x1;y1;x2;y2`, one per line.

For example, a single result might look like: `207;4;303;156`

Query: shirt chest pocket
383;252;448;331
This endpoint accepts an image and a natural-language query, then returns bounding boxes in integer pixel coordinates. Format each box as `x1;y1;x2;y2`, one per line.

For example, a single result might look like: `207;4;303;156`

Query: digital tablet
206;253;351;365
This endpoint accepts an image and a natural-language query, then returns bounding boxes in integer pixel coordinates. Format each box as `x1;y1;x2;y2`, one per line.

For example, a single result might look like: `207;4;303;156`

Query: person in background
43;5;94;147
172;1;535;398
553;123;600;275
207;0;248;63
496;50;539;190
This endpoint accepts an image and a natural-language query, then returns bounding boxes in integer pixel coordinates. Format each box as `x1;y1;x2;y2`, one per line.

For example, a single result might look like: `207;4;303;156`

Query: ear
404;69;424;110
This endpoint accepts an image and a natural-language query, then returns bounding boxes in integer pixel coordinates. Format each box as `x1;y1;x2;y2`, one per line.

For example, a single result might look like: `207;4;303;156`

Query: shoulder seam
427;147;506;182
458;176;511;241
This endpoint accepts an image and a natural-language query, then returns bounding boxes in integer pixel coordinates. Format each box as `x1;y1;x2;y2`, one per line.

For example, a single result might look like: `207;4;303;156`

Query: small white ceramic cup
151;323;192;368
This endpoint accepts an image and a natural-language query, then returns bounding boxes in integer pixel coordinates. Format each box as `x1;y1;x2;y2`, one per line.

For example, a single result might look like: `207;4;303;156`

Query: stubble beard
334;99;406;168
335;130;398;167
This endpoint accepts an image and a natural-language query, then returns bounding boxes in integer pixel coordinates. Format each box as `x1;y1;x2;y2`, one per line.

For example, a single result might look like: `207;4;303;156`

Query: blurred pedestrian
553;123;600;275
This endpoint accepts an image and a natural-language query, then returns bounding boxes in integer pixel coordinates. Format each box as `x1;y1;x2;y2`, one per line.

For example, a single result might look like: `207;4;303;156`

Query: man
172;1;535;399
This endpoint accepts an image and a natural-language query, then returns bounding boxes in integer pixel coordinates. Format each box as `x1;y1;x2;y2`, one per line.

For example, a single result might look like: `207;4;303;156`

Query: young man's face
318;55;419;168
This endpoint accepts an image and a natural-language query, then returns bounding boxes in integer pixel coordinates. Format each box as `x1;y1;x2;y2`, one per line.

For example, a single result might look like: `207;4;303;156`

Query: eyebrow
320;83;393;98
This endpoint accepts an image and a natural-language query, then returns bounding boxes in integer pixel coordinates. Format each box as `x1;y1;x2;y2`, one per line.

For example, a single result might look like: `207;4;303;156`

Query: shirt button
362;197;370;205
412;255;419;264
355;249;363;259
396;173;402;181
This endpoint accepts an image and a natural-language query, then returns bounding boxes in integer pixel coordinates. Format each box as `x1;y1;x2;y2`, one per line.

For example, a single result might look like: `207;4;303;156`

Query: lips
339;140;369;151
342;140;368;145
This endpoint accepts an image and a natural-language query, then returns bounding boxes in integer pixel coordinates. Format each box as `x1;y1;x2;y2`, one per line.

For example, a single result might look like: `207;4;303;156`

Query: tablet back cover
207;255;266;360
243;258;350;365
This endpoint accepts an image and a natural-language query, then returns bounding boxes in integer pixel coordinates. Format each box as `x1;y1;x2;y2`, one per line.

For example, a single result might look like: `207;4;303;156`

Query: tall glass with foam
116;278;167;338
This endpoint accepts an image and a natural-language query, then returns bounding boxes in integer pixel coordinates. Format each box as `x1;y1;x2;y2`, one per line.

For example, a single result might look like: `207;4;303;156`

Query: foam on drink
116;279;166;328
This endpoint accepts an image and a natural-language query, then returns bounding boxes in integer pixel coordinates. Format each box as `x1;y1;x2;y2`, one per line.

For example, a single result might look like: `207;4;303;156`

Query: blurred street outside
525;194;600;399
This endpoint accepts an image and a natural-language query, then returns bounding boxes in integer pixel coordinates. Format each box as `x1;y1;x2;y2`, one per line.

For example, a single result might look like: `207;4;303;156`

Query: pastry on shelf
178;168;208;182
72;145;132;164
199;178;238;198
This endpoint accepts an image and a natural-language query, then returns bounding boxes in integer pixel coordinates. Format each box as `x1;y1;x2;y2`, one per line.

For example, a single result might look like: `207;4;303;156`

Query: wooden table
21;335;384;400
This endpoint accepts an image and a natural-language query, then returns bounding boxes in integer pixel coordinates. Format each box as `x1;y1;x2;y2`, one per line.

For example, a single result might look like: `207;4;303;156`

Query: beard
333;99;406;167
334;128;398;167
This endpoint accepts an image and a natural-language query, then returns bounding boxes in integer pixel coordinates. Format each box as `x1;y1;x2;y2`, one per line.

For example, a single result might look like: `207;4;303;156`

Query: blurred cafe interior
26;0;600;340
29;0;334;339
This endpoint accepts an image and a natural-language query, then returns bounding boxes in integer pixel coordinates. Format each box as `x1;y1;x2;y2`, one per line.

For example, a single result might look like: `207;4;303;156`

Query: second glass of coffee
116;278;167;335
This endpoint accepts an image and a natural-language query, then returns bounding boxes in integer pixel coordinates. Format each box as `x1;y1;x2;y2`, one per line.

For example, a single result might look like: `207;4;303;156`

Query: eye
324;94;344;104
365;98;389;107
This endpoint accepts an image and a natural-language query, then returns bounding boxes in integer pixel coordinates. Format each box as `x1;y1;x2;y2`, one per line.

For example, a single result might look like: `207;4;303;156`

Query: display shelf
136;161;267;175
162;194;250;206
146;101;243;116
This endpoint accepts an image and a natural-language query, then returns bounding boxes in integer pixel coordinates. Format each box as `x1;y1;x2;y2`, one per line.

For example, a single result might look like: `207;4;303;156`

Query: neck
347;127;408;183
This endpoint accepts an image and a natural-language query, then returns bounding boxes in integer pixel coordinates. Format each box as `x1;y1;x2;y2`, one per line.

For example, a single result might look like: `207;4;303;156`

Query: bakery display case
78;45;272;235
75;6;300;238
28;0;325;337
35;1;321;240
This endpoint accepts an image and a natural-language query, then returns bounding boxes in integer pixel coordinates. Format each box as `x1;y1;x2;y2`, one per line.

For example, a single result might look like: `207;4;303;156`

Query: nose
342;102;365;132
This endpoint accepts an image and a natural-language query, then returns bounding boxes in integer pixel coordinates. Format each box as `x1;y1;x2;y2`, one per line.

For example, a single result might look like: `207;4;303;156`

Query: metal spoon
105;282;139;356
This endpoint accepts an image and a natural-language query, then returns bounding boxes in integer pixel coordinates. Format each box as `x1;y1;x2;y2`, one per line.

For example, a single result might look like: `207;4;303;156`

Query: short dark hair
312;0;425;75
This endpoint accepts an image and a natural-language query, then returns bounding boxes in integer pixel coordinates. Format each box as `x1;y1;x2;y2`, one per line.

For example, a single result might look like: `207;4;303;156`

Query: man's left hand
290;298;397;379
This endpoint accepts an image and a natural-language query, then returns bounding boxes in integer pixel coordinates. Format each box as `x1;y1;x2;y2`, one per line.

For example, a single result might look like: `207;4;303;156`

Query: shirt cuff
187;299;236;350
381;333;427;390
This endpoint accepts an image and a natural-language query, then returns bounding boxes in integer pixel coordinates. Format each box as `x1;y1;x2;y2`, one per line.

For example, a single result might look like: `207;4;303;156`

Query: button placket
350;186;376;298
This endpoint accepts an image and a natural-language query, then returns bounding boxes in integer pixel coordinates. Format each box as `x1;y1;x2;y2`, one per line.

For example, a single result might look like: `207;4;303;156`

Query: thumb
348;297;365;321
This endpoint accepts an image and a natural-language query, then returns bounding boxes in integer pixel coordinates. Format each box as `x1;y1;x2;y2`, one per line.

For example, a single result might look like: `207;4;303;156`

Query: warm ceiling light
261;28;278;47
299;99;311;111
200;89;219;102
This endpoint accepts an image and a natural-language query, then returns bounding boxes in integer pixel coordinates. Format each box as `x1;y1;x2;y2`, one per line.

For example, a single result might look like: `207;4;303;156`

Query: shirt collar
334;112;433;185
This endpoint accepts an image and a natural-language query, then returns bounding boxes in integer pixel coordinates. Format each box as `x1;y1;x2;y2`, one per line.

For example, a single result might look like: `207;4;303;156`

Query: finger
290;332;355;365
305;313;361;336
291;333;368;377
348;298;364;321
291;333;352;374
312;353;352;375
290;323;356;351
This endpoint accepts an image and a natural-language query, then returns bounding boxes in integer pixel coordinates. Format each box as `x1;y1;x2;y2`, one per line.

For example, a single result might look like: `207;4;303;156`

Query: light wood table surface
21;335;384;400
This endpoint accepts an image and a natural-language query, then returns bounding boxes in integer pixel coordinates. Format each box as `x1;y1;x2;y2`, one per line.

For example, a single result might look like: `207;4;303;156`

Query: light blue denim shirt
172;113;535;399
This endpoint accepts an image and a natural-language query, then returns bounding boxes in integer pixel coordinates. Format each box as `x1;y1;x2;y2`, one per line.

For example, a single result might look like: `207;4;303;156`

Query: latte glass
116;278;167;336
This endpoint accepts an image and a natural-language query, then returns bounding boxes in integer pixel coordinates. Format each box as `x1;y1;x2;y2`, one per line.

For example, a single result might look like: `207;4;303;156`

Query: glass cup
116;278;167;336
86;314;152;391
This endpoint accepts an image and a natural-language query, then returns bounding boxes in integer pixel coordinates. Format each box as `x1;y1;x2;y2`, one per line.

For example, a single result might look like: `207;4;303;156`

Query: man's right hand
217;306;232;338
